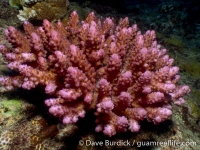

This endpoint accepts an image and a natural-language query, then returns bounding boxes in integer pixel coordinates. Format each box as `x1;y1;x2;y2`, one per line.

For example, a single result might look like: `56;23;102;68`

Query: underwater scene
0;0;199;149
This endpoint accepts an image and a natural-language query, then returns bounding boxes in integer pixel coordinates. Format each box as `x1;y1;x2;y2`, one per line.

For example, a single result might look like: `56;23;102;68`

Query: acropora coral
0;11;190;137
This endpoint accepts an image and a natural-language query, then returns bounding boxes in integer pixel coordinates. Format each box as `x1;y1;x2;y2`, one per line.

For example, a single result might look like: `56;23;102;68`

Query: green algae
0;99;22;117
163;34;185;50
181;60;200;78
9;0;22;9
175;56;200;79
187;90;200;118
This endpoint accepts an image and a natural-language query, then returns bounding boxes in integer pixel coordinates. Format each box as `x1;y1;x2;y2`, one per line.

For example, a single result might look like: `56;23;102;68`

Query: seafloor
0;0;200;150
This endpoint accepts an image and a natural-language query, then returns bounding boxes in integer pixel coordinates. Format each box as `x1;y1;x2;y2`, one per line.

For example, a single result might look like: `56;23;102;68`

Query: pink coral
0;11;190;137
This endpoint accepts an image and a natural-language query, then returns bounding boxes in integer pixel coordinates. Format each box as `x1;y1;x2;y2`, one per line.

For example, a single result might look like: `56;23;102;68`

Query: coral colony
0;11;190;137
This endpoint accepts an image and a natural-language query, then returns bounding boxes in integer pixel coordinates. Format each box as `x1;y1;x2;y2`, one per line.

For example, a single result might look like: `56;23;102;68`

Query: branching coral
0;11;190;137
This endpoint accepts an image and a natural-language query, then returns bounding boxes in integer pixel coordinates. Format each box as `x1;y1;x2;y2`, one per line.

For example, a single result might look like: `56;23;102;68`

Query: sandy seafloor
0;0;200;149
